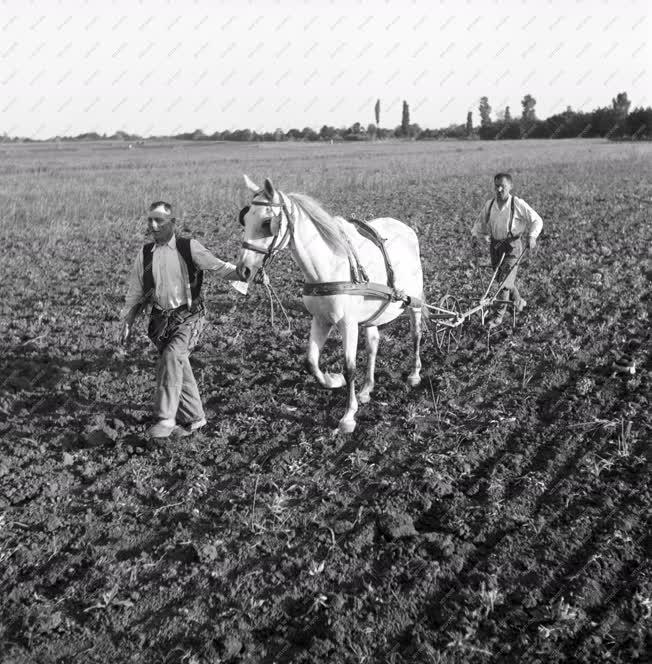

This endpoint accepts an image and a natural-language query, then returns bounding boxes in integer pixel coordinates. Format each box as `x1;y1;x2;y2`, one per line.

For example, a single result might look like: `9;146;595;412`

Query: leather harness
241;196;417;327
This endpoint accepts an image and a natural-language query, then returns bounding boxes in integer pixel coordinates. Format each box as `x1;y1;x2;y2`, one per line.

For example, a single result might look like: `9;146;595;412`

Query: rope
262;273;292;334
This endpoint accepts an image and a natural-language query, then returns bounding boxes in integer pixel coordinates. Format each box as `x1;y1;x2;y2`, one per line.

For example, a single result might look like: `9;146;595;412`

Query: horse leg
338;321;359;433
359;325;379;404
307;317;346;389
407;306;422;387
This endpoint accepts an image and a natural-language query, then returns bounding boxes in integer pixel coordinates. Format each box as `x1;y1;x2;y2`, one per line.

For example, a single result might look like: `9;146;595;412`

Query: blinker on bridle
239;192;293;275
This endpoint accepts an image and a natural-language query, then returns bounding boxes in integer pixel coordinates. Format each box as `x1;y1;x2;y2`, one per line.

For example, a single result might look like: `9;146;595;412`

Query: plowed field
1;139;650;663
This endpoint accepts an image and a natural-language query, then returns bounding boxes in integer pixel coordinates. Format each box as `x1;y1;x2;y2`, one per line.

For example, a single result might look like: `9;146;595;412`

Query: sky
1;0;650;139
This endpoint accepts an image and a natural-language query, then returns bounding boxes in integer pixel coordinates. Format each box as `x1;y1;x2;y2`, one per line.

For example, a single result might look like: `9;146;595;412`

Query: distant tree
286;128;302;140
589;106;620;137
374;99;380;126
351;121;362;134
479;97;491;127
274;128;284;141
612;92;631;120
625;106;652;138
302;126;318;141
367;123;377;139
466;111;473;137
191;129;206;140
504;106;512;122
407;123;422;139
319;125;336;140
401;100;410;136
444;123;467;139
231;129;253;141
521;94;536;122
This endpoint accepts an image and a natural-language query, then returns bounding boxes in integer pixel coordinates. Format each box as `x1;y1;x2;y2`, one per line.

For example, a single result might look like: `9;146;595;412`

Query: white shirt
121;235;239;319
471;195;543;242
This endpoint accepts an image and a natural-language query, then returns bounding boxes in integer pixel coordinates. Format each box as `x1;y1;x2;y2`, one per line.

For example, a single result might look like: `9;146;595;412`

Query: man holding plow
471;173;543;327
120;201;247;438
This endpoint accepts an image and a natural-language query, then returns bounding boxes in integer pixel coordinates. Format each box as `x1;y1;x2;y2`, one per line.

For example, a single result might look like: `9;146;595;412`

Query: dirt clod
377;511;417;539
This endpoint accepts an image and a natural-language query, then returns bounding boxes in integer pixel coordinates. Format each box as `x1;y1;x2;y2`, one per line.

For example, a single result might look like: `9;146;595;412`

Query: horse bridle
240;191;294;279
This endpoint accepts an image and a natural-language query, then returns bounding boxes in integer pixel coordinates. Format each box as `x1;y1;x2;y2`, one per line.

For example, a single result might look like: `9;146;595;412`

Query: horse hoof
359;391;371;404
324;372;346;389
338;419;356;434
407;374;422;387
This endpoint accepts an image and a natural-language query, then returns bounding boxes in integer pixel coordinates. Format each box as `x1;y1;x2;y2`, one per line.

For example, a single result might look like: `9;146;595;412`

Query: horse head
236;174;291;282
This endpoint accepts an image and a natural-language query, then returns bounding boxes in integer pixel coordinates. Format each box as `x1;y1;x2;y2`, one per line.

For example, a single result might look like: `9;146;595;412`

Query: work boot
176;417;208;437
147;419;176;438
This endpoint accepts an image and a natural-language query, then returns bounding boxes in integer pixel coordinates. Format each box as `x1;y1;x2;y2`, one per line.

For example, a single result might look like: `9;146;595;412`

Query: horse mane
287;192;350;257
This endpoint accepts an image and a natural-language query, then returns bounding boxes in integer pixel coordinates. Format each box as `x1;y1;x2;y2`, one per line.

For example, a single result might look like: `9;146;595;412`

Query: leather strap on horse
302;280;412;327
302;218;407;326
347;218;396;289
303;281;397;299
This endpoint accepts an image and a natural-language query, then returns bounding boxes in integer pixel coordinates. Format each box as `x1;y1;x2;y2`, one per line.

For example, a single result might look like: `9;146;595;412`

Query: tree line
2;92;650;143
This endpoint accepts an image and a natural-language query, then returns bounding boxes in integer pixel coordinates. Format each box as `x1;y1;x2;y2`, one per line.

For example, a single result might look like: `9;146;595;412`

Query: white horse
237;175;425;433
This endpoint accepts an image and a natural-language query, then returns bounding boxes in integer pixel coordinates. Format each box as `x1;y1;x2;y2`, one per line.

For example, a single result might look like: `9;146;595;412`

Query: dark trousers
147;303;205;424
490;237;523;316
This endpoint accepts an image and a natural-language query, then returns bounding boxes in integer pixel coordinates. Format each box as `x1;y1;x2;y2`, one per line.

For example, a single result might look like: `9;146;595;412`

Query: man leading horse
120;201;248;439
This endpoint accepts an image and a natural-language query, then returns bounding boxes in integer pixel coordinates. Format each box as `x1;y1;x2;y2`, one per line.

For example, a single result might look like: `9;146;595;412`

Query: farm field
0;138;650;663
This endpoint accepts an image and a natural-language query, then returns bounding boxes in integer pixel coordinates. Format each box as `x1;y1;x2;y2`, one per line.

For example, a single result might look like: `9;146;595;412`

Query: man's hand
528;236;538;253
120;319;133;346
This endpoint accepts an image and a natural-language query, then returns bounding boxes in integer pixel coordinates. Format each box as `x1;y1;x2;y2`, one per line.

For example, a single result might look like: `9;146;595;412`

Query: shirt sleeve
517;198;543;239
120;250;145;320
471;200;491;240
190;239;240;280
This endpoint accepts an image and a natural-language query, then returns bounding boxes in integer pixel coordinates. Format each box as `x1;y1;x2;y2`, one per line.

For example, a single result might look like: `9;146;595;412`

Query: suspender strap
142;242;155;305
486;196;518;239
141;236;204;309
176;236;203;301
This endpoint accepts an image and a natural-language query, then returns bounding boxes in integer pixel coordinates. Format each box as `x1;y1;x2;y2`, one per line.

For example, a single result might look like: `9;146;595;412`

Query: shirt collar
151;234;177;251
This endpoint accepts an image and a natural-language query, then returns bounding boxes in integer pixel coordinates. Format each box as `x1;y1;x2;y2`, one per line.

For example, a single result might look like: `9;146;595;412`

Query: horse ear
264;178;275;201
243;174;260;192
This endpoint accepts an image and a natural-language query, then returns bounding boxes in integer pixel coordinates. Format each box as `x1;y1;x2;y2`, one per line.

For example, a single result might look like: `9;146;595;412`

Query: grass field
1;138;650;663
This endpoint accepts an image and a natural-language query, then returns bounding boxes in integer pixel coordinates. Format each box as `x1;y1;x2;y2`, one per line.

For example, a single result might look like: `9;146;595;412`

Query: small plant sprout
585;454;613;477
634;592;652;619
308;593;329;613
269;490;290;521
308;560;325;576
614;419;633;457
554;596;579;622
478;580;504;617
84;585;134;613
405;402;420;422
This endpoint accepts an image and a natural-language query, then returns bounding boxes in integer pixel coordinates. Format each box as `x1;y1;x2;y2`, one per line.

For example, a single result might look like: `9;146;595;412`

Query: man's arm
471;200;491;242
517;198;543;249
471;201;491;258
190;239;242;280
119;251;145;345
120;252;145;320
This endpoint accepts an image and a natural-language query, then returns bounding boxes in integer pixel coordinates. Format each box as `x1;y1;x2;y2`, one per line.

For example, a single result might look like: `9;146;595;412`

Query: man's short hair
149;201;173;213
148;201;176;222
493;173;513;183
